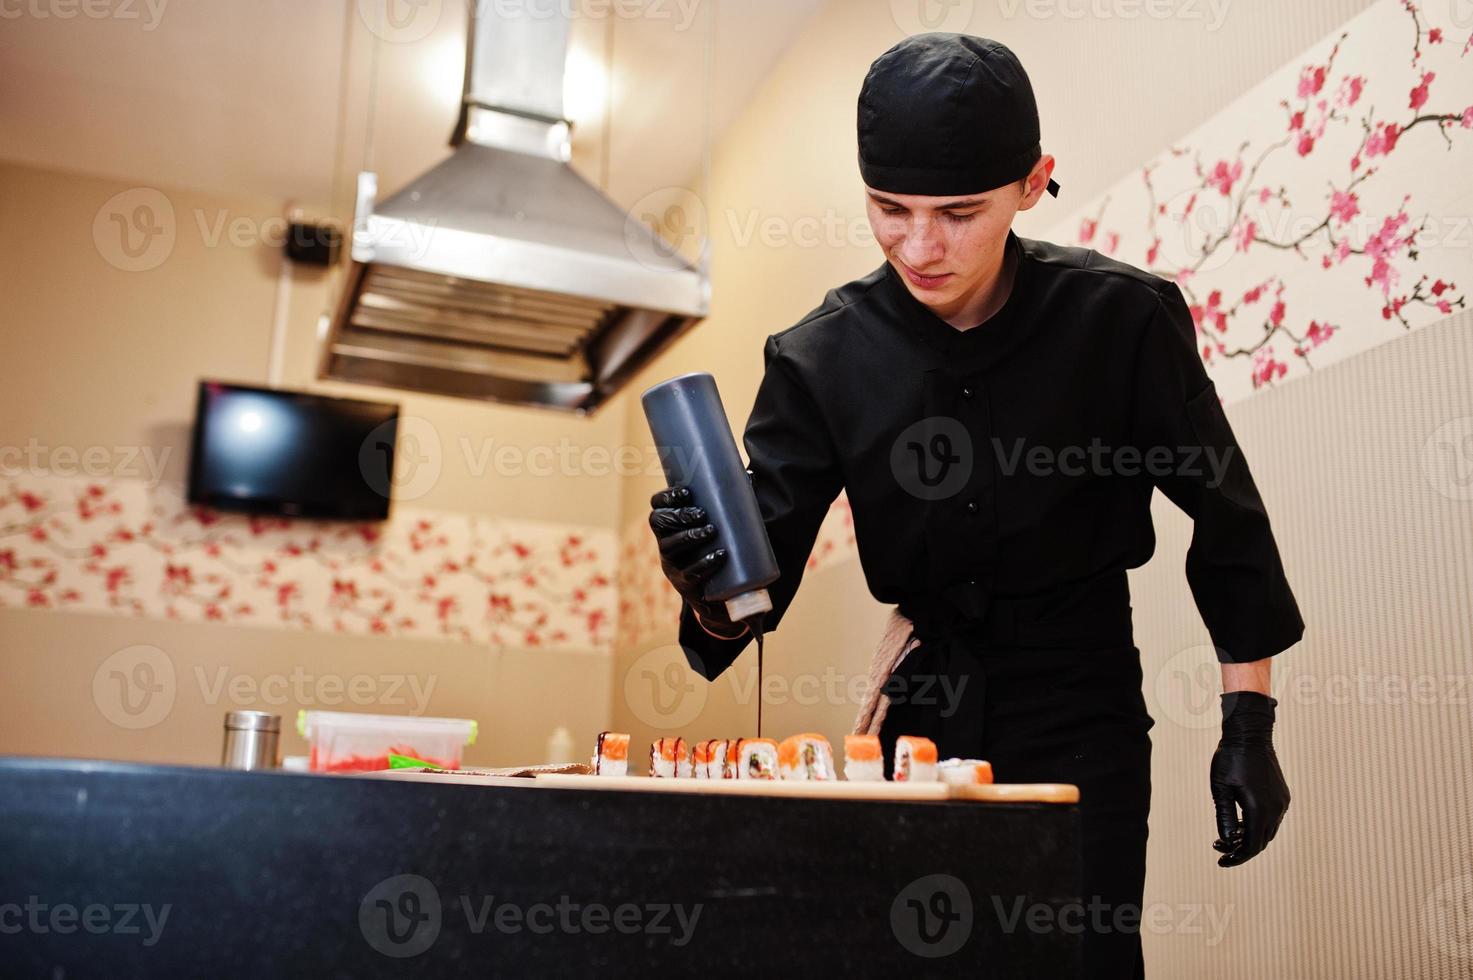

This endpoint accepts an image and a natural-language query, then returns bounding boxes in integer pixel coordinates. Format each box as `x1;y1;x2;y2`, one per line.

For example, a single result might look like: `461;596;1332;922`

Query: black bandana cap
858;33;1060;199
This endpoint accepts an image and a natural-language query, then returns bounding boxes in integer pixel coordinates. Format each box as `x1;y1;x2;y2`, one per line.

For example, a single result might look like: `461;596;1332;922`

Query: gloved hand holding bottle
648;485;747;639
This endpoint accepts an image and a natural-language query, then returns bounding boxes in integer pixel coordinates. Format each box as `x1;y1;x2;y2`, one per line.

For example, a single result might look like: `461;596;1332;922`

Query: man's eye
945;212;977;223
882;208;906;216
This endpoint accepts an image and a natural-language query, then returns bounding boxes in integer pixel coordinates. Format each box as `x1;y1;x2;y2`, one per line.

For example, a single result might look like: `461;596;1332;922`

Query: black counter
0;758;1081;977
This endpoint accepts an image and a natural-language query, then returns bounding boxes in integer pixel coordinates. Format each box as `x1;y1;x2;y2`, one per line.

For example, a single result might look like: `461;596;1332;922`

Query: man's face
865;165;1046;312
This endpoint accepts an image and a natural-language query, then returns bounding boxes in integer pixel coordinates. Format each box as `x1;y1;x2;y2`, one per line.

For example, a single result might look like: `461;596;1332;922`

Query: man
649;33;1301;978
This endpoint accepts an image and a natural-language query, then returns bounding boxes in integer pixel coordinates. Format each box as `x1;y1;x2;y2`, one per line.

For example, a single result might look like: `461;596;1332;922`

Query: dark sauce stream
745;612;768;739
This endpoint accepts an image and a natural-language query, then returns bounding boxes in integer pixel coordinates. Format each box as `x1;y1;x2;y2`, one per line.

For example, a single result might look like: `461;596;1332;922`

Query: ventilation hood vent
322;4;708;413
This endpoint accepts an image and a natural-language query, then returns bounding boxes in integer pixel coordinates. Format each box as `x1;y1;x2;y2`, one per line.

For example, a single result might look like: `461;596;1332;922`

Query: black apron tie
881;571;1134;765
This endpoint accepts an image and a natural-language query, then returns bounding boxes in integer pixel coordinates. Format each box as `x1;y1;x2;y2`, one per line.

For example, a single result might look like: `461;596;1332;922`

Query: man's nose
897;221;945;267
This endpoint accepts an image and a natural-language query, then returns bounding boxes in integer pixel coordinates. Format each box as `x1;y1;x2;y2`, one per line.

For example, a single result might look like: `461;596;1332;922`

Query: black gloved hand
1210;691;1290;868
648;486;745;638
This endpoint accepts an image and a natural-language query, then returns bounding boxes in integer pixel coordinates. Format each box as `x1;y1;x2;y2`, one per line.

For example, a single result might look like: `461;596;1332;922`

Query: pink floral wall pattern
0;475;616;653
1046;0;1473;403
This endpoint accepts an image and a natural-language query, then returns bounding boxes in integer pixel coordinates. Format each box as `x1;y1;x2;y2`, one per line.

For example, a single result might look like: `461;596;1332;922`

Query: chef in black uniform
649;33;1301;978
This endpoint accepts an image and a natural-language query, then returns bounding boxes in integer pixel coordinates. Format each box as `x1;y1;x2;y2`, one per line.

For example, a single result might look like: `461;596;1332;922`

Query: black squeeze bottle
642;373;779;733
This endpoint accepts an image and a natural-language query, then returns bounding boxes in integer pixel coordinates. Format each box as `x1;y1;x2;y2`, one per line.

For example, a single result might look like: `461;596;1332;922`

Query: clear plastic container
296;710;478;773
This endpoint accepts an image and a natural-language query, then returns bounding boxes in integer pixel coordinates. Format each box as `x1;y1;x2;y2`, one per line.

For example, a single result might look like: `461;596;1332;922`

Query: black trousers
879;641;1154;979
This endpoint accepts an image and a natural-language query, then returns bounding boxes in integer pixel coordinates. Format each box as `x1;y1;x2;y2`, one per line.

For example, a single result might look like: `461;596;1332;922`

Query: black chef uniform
673;31;1303;980
675;229;1305;977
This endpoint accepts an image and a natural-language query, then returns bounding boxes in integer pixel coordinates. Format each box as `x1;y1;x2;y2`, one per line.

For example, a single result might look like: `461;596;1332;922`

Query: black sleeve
678;334;845;680
1132;281;1305;664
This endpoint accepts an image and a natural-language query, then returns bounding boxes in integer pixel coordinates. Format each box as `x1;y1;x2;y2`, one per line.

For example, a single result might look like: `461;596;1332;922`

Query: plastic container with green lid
297;710;478;773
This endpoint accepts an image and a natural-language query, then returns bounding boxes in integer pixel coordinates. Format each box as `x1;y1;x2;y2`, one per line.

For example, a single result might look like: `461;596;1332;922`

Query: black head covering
858;33;1059;199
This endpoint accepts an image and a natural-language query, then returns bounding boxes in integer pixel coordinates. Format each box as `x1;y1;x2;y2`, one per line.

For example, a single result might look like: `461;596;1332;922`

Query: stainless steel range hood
322;4;708;413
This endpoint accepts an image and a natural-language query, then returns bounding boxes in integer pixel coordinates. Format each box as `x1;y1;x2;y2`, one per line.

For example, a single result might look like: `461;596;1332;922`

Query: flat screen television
187;381;399;520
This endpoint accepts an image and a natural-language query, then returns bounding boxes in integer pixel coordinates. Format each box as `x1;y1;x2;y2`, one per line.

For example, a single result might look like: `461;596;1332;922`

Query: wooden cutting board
533;773;1078;804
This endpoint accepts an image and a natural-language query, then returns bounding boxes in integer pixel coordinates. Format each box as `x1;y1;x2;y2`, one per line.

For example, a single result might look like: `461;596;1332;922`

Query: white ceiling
0;0;822;212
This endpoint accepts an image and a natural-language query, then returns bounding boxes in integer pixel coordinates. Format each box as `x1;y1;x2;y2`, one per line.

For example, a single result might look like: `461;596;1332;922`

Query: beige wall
0;606;608;768
0;159;615;766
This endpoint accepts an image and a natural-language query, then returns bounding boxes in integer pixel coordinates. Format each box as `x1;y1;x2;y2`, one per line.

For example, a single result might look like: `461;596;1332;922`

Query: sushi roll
649;737;690;778
694;739;732;778
675;738;693;778
691;740;710;778
736;738;779;780
843;734;885;782
722;739;743;779
591;731;629;777
778;733;836;781
937;758;994;785
893;735;938;782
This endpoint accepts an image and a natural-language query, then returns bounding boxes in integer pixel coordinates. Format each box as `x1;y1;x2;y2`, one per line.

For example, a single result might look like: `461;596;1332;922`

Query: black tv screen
187;382;399;520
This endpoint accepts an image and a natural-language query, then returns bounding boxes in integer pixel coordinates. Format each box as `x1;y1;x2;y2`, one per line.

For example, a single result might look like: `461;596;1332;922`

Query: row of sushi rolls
591;731;994;785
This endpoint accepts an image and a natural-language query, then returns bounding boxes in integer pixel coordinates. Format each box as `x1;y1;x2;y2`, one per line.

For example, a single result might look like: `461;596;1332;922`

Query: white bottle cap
724;588;773;623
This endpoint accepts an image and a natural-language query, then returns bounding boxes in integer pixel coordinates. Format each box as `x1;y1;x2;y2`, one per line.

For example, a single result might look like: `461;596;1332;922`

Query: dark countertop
0;757;1082;978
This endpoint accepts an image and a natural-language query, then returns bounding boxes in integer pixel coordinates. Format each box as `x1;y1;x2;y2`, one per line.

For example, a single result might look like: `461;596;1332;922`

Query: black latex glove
1210;691;1290;868
648;485;745;638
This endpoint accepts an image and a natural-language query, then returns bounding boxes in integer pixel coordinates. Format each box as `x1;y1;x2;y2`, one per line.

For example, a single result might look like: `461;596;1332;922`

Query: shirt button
966;500;979;514
961;386;974;399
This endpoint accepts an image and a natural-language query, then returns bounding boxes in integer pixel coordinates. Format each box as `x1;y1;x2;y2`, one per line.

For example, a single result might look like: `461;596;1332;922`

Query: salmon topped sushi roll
736;738;778;780
937;758;994;785
893;735;938;782
695;739;733;778
649;737;690;778
843;734;884;782
778;733;836;780
722;739;743;779
675;737;693;778
591;731;629;776
692;740;713;778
